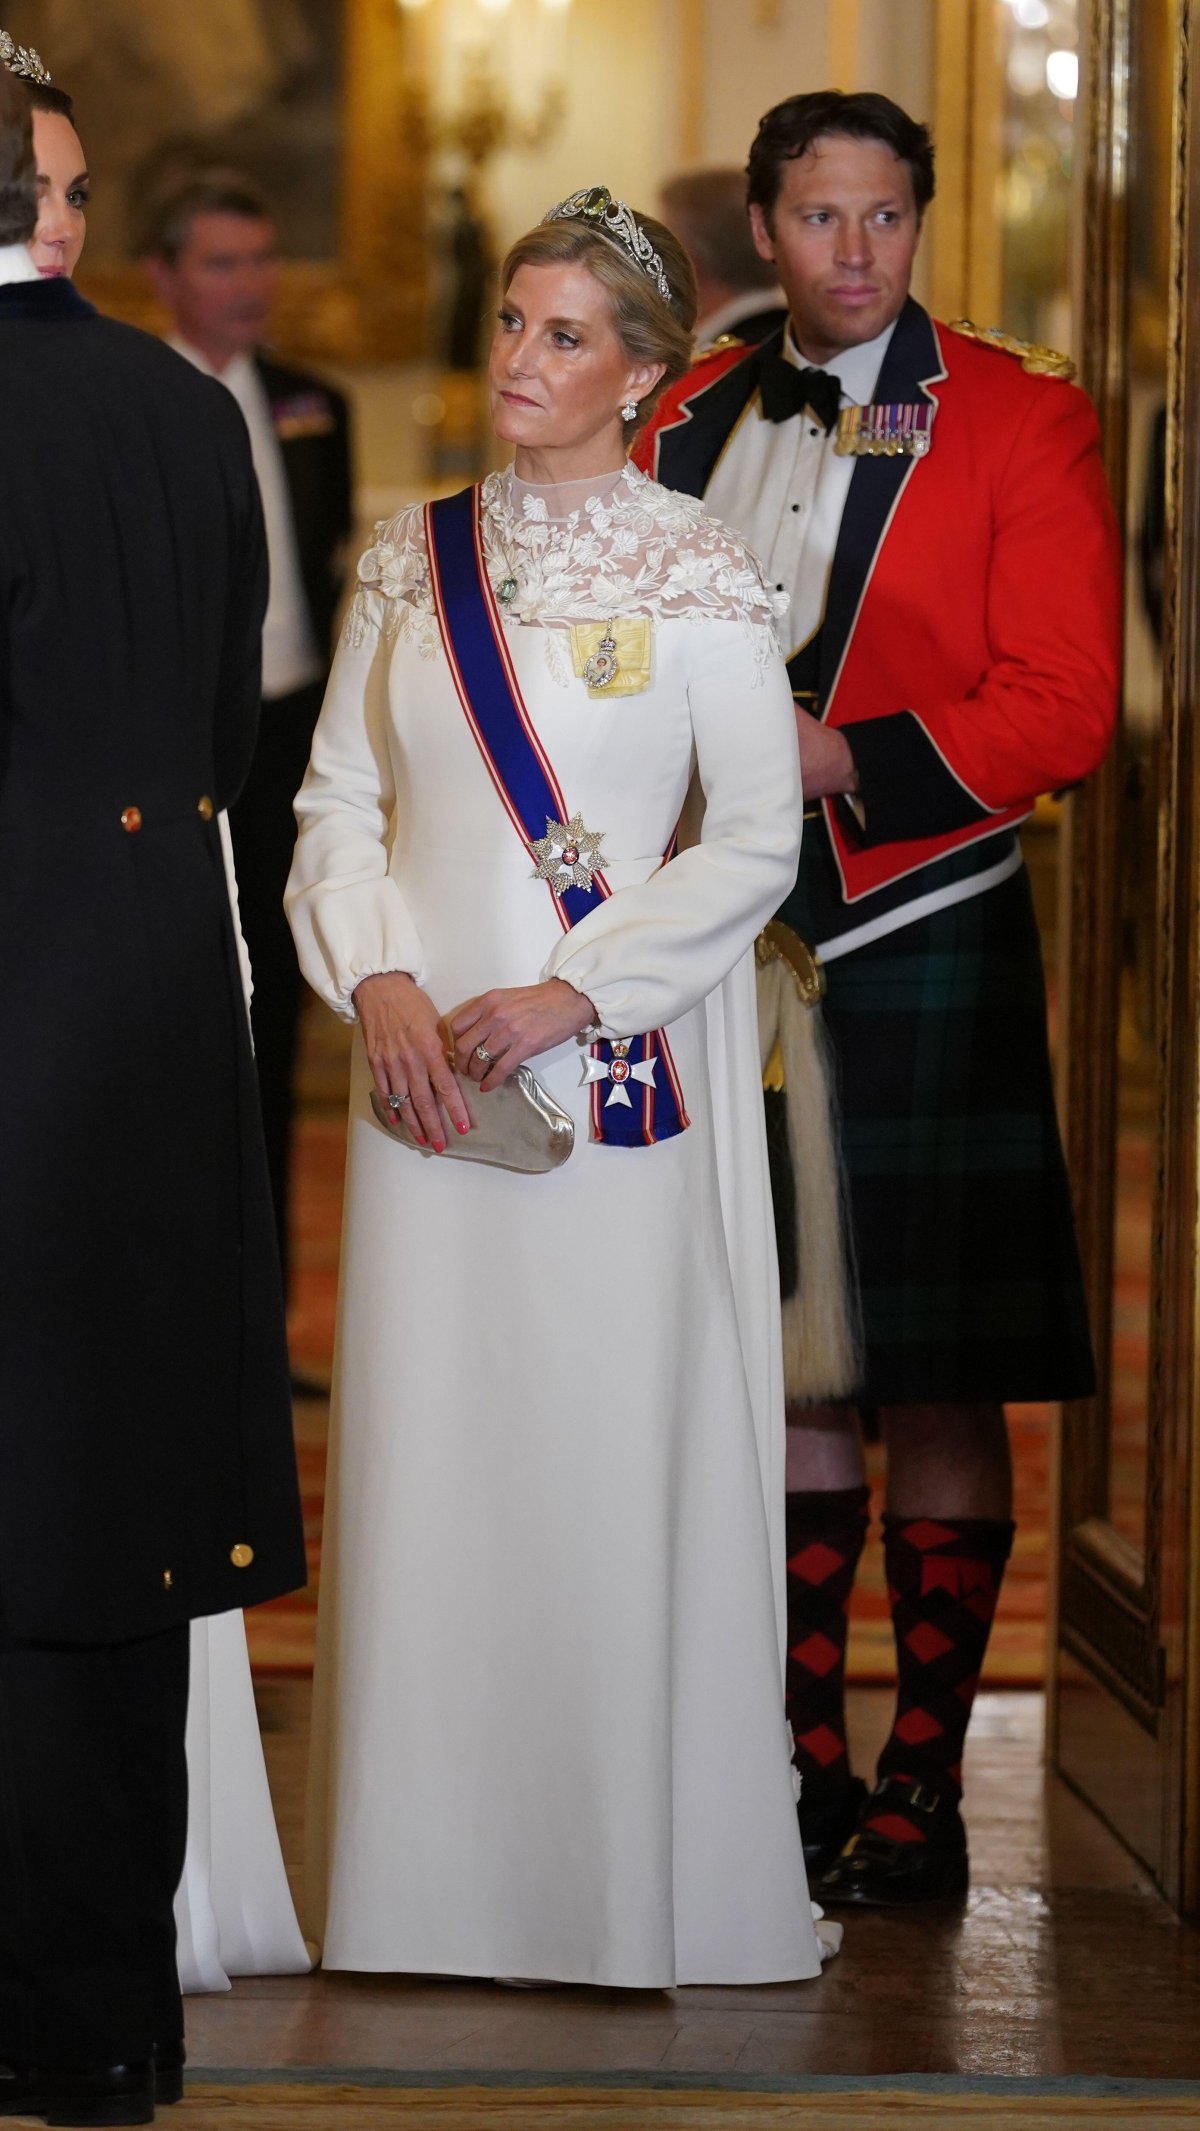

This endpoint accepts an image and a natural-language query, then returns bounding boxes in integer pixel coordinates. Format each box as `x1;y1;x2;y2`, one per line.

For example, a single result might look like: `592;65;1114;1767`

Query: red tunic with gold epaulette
637;320;1122;905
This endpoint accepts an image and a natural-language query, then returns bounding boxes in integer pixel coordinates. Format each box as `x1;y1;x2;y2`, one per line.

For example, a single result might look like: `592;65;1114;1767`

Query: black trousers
229;678;326;1297
0;1625;188;2069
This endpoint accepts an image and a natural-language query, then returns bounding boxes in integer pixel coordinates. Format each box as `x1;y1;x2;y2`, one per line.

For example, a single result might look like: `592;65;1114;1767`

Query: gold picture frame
73;0;426;366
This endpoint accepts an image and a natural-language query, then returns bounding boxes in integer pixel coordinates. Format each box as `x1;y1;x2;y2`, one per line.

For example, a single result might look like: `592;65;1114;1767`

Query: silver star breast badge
530;812;606;896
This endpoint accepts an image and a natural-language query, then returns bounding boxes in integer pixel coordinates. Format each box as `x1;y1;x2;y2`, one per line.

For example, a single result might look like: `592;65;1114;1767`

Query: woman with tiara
0;28;310;1999
289;189;840;1984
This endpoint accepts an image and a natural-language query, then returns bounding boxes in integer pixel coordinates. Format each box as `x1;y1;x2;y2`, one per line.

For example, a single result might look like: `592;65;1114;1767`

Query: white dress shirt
170;338;322;701
705;319;897;659
0;242;42;286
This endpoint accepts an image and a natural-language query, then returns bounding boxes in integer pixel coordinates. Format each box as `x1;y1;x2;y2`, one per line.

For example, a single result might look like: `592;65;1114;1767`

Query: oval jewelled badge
582;627;620;689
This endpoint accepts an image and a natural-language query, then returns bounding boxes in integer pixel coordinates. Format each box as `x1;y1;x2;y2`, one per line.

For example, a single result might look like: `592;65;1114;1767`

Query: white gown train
172;814;310;1993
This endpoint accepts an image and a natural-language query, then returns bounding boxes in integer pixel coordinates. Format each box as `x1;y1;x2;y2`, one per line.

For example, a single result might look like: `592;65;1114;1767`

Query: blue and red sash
425;483;689;1149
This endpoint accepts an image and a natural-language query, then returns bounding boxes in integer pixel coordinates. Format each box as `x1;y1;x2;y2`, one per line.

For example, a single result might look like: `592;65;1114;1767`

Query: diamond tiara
0;29;52;86
541;186;673;306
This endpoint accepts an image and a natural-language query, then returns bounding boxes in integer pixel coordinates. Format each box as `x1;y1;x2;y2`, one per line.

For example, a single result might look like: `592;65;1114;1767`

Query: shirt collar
782;315;900;407
0;243;43;288
168;334;257;394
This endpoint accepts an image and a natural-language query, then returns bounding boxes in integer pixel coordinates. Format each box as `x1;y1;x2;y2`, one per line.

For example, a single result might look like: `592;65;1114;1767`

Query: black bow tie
759;353;842;431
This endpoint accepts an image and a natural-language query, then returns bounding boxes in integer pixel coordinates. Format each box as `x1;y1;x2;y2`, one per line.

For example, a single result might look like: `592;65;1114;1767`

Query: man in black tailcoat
145;172;353;1320
0;76;305;2126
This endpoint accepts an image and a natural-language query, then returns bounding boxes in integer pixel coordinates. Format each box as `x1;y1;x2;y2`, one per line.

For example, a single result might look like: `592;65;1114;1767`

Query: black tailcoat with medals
0;280;307;1643
254;354;352;661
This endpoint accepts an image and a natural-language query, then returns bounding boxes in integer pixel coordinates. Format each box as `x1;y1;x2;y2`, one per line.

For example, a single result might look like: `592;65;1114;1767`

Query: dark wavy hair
19;77;75;123
0;68;36;246
747;90;936;226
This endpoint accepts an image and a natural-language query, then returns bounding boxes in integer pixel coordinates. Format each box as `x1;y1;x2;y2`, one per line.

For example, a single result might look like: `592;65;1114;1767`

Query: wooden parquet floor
160;2083;1200;2128
180;1689;1200;2093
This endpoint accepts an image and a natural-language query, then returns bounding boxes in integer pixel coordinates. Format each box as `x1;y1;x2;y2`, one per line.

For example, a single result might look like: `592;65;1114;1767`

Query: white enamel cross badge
583;1038;657;1110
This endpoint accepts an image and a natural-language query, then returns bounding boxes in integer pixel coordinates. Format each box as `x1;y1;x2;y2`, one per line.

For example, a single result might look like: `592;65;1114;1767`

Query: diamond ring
475;1044;497;1064
386;1092;411;1109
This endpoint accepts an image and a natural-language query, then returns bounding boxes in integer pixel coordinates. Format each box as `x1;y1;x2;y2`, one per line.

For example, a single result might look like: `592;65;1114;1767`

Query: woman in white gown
287;189;838;1986
8;44;309;1999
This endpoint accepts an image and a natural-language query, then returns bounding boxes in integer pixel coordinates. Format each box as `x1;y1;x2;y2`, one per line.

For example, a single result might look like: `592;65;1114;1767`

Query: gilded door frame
74;0;427;365
929;0;1003;327
1054;0;1200;1910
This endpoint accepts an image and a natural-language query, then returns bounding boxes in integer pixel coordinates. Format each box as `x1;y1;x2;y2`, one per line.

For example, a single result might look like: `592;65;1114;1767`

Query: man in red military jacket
638;90;1120;1905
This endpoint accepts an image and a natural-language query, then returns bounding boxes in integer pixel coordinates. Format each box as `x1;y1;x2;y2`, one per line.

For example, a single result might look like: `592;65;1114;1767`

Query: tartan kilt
776;860;1095;1407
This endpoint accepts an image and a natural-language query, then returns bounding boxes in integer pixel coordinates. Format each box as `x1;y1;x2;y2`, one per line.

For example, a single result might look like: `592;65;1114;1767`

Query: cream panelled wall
471;0;935;249
677;0;933;170
341;0;938;525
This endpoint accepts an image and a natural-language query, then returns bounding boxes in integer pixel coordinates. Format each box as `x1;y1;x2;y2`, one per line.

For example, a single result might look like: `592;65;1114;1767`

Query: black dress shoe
798;1775;868;1877
0;2059;155;2126
814;1775;970;1907
152;2042;184;2107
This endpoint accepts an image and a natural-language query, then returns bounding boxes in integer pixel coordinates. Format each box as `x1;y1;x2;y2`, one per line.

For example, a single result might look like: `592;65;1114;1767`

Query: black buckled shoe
814;1775;970;1907
153;2042;184;2107
0;2059;155;2126
798;1775;868;1878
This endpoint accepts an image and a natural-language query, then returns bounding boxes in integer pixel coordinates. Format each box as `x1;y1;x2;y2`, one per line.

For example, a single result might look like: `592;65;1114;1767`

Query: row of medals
834;403;933;458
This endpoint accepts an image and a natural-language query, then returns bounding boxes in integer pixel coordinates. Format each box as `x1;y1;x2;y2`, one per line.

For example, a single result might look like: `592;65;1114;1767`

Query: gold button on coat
197;794;214;822
120;806;142;833
230;1543;255;1569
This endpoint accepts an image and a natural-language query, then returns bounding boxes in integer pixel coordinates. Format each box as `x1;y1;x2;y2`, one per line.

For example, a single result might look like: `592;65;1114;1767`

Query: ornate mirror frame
1055;0;1200;1907
74;0;426;365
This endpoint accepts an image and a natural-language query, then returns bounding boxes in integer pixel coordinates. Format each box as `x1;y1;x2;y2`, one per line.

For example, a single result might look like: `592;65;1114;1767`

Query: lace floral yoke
345;463;785;683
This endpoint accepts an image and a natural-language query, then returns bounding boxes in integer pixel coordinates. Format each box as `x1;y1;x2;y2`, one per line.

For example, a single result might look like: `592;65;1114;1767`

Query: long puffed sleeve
544;622;802;1032
286;594;426;1019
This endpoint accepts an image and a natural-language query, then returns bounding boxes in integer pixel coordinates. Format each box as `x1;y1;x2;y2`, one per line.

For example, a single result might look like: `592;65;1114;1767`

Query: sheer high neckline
347;463;787;677
507;465;627;521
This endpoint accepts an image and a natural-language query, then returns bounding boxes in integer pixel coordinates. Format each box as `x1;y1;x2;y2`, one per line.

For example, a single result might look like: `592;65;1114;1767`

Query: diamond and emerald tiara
0;29;52;85
540;186;673;306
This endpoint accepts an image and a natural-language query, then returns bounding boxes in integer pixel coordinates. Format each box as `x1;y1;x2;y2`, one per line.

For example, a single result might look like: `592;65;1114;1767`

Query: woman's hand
353;971;471;1152
449;980;597;1091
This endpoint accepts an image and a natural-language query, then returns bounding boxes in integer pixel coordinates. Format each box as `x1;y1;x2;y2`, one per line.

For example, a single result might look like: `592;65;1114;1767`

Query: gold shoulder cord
948;318;1076;380
692;332;746;363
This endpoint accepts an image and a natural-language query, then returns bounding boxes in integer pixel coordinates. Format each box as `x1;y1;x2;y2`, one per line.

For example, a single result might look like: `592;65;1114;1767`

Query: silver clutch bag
369;1065;574;1174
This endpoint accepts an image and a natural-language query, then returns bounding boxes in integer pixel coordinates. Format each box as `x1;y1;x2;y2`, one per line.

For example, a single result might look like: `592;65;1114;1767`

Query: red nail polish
457;1120;470;1135
434;1140;446;1154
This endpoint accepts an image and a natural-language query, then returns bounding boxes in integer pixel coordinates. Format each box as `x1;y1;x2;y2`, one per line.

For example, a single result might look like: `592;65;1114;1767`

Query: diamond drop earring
621;398;639;423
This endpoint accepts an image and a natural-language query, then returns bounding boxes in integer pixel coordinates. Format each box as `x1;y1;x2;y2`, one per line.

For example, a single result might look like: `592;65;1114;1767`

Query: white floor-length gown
172;817;311;1994
288;463;839;1986
176;1613;311;1991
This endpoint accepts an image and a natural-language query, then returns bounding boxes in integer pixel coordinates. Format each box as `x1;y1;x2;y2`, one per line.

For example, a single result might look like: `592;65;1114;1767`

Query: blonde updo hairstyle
499;209;697;440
